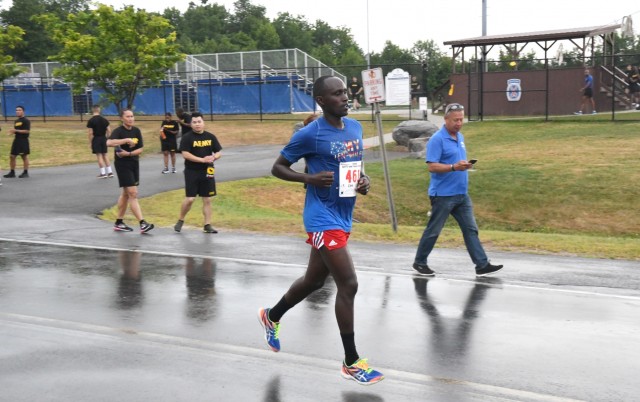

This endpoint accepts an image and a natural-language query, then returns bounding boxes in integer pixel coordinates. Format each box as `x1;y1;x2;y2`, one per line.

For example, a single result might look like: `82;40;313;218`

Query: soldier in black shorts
106;108;154;234
159;112;179;174
176;107;192;152
87;105;113;178
4;105;31;179
173;112;222;234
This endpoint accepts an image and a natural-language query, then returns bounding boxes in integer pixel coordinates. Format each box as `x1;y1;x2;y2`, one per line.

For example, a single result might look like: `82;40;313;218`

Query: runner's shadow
115;250;143;310
342;391;385;401
184;256;217;322
262;375;281;402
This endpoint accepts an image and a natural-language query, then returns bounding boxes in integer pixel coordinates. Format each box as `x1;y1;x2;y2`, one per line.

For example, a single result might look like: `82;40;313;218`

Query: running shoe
476;262;504;277
3;171;15;178
107;172;114;178
341;358;384;385
257;307;280;352
140;221;154;234
162;168;170;174
18;172;29;178
171;168;177;173
97;173;107;179
203;224;218;234
114;222;133;232
174;220;183;233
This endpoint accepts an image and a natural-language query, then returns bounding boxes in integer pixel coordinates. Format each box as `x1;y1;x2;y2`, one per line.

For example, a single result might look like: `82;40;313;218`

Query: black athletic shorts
91;136;108;154
10;137;30;155
114;158;140;188
184;168;216;197
583;88;593;98
161;137;178;152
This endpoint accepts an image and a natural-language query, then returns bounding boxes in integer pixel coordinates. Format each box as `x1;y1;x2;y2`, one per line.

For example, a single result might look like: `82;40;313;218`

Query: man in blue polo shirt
412;103;503;277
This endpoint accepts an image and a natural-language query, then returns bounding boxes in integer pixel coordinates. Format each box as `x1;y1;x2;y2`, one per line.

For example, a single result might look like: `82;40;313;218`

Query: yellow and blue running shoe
257;307;280;352
341;358;384;385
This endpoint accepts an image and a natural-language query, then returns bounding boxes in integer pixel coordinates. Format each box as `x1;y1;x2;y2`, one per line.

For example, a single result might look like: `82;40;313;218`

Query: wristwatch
451;164;455;172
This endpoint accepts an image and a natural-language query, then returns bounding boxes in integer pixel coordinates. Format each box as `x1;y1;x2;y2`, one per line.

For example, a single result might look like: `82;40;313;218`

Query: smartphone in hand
469;159;478;165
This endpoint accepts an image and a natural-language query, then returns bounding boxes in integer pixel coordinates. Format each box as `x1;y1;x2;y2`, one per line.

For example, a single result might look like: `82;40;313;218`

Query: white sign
385;68;410;106
419;97;428;111
338;161;362;197
506;78;522;102
361;68;385;104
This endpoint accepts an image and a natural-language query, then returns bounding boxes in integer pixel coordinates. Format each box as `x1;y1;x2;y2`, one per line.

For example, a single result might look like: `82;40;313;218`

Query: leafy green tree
272;12;314;51
0;25;26;81
411;39;451;97
0;0;90;62
37;4;184;112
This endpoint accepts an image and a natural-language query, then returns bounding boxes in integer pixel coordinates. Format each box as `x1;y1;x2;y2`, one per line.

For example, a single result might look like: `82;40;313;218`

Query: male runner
159;112;179;173
174;112;222;234
4;105;31;179
257;76;383;385
87;105;113;178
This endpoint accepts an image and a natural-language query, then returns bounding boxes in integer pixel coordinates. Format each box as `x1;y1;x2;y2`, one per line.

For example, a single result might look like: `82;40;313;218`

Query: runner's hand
307;171;334;188
357;174;370;195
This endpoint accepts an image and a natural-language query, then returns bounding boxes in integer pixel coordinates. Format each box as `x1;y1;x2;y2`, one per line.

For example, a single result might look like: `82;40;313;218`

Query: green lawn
101;118;640;260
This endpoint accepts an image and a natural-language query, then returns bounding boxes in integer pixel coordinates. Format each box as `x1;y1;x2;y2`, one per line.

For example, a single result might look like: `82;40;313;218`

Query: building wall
448;67;611;117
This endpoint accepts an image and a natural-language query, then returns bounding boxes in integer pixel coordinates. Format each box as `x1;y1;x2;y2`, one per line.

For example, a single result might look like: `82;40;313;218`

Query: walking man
257;76;383;385
159;112;179;173
173;112;222;234
4;105;31;179
87;105;113;178
106;108;154;234
413;103;503;277
575;68;596;115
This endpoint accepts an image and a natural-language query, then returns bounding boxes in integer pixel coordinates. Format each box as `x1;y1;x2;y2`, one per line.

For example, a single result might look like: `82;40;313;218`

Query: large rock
408;137;429;158
392;120;438;147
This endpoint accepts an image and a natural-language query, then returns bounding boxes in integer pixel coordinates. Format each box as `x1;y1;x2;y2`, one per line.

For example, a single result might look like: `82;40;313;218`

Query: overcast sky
7;0;639;54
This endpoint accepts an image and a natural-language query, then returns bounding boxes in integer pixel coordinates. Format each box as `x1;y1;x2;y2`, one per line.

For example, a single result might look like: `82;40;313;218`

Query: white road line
1;237;638;301
0;312;582;402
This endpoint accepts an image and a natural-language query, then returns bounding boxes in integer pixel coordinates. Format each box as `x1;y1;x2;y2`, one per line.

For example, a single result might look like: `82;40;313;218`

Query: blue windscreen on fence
1;80;314;116
2;86;73;116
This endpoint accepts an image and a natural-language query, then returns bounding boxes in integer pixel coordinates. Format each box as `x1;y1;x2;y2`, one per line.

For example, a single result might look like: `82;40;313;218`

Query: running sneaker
341;358;384;385
476;262;504;277
18;172;29;178
171;168;177;173
3;171;15;178
573;111;583;115
203;224;218;234
174;220;184;233
107;172;114;178
113;222;133;232
97;173;107;179
162;168;170;174
257;307;280;352
140;221;154;234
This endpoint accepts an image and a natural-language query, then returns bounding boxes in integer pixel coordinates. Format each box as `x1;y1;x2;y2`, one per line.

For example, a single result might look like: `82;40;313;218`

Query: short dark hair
16;105;25;111
191;112;203;119
313;76;337;99
119;108;132;117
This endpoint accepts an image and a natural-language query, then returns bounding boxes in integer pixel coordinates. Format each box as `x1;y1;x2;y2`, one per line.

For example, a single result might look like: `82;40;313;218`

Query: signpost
361;68;398;232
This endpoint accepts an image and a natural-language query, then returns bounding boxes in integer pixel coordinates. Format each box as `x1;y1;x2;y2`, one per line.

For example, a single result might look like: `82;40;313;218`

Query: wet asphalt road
1;145;639;401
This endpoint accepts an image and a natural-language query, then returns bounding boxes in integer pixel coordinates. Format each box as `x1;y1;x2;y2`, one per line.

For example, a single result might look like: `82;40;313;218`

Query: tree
411;39;451;97
37;4;184;112
272;12;314;52
0;0;90;62
0;25;26;81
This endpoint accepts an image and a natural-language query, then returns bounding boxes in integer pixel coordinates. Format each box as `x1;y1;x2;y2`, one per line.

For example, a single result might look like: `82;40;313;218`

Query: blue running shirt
280;116;364;232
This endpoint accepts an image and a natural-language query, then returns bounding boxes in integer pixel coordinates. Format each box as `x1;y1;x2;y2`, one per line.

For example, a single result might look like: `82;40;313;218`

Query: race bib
339;161;362;197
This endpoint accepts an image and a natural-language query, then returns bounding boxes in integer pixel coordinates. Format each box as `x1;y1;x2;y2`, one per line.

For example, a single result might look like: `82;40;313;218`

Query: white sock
106;166;112;174
100;167;106;175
